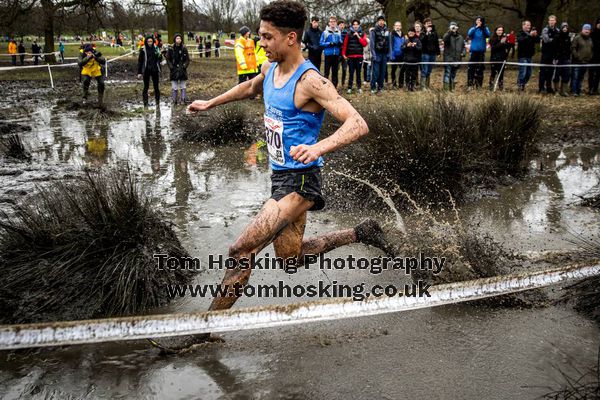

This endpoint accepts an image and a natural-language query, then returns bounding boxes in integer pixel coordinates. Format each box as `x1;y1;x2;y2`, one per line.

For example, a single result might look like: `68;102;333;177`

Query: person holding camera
78;43;106;105
443;21;465;91
137;35;163;107
466;16;490;90
489;25;510;90
402;28;422;92
517;20;538;91
420;18;440;90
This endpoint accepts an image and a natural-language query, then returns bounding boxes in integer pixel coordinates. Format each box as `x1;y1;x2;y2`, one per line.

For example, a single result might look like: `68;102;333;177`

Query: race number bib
264;115;285;165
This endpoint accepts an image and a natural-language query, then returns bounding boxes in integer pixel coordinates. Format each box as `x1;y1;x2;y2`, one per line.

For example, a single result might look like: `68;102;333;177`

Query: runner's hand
290;144;320;164
187;100;211;113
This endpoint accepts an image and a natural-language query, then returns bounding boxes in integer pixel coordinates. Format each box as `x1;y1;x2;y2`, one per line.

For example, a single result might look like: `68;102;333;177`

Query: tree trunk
526;0;553;31
41;0;56;63
166;0;184;44
384;0;408;29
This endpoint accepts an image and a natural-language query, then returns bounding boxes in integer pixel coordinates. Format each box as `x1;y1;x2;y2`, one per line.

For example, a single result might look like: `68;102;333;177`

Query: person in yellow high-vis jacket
78;43;106;105
8;39;17;66
235;26;258;84
254;29;267;70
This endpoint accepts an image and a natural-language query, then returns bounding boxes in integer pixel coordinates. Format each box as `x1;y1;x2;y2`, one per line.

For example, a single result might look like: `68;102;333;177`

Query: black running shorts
270;166;325;211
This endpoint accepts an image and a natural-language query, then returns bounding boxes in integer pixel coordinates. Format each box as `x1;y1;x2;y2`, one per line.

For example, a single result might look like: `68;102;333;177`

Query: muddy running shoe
354;218;396;256
147;333;223;355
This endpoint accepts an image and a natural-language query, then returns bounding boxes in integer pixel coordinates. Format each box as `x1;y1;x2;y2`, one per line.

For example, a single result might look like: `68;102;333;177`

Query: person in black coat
166;33;190;104
137;35;163;107
303;17;323;71
17;41;25;65
402;28;422;91
489;25;510;90
553;22;572;96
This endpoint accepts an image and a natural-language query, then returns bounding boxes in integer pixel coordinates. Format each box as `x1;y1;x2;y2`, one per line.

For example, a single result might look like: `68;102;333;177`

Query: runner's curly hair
259;0;307;42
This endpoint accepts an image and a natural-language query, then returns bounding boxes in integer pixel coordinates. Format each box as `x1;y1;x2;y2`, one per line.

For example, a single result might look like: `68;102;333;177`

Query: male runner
151;0;390;353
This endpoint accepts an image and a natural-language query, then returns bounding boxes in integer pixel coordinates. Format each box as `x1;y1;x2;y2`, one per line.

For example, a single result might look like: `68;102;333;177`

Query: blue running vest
263;60;325;170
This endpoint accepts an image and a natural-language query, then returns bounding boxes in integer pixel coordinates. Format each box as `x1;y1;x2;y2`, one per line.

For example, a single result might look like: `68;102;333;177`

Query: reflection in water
465;146;600;250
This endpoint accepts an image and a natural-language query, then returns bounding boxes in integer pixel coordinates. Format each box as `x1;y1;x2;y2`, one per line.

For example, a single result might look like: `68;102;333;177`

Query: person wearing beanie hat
553;22;572;96
570;23;593;96
369;14;391;94
137;35;163;107
589;18;600;95
166;33;190;104
235;26;257;83
77;42;106;105
443;21;465;91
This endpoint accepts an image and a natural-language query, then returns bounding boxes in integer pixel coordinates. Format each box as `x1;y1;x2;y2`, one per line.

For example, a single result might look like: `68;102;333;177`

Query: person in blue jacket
466;16;490;89
320;16;342;88
390;21;406;88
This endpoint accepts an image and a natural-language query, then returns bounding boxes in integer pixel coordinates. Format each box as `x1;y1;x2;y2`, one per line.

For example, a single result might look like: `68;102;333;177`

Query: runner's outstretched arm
187;62;270;112
289;70;369;164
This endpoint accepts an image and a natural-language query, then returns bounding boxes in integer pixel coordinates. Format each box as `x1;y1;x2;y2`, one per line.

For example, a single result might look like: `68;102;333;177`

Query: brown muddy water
0;99;599;399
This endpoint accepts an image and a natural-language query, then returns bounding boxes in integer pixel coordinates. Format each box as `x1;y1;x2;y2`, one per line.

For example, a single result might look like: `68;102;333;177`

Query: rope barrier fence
0;263;597;351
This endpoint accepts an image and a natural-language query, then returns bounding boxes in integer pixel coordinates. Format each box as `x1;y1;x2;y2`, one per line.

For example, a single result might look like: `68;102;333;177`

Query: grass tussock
179;103;257;144
0;134;31;161
0;167;195;324
326;93;542;205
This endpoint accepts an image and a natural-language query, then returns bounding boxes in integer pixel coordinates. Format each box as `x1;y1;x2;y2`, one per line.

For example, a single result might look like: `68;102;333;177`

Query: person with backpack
166;33;190;104
370;15;392;94
466;16;490;90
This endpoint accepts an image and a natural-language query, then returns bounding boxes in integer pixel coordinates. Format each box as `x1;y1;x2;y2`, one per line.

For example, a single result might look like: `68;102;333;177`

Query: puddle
0;97;598;399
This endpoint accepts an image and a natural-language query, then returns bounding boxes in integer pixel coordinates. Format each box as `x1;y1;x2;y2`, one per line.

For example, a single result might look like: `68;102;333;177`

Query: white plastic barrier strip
0;263;597;350
362;60;600;67
0;50;135;72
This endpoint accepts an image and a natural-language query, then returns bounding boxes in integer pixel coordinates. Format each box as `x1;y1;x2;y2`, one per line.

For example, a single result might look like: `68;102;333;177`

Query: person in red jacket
341;19;368;94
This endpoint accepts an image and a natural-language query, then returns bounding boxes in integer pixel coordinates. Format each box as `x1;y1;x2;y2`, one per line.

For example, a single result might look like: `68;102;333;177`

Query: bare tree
192;0;239;33
238;0;265;33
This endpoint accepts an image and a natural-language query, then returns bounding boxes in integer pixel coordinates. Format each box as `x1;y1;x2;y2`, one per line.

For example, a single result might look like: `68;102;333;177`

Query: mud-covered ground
0;54;599;399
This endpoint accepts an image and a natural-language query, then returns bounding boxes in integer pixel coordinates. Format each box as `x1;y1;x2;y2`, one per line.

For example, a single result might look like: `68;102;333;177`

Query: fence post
47;63;54;89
